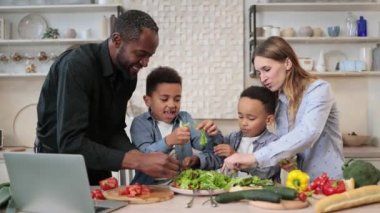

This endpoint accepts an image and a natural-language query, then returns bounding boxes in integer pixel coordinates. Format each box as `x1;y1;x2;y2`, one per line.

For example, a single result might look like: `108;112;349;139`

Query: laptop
4;152;126;213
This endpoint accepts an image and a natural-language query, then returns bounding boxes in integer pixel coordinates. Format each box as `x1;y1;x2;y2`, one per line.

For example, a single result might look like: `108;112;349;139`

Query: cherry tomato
91;189;105;200
298;192;307;202
99;177;119;191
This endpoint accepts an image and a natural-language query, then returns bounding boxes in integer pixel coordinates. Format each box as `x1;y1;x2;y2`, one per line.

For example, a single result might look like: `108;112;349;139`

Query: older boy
130;66;223;184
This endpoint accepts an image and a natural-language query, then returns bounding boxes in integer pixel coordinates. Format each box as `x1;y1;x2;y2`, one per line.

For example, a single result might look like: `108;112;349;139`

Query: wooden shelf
0;4;121;13
0;73;47;77
253;2;380;12
310;71;380;77
251;37;380;44
0;39;104;46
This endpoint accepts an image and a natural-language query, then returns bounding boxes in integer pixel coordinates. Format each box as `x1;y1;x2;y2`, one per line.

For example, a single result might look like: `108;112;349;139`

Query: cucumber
263;186;298;200
214;191;245;203
215;189;281;204
0;182;10;190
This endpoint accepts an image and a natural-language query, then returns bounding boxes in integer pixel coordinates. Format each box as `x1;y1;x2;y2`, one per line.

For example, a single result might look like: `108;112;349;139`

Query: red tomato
298;192;307;202
99;177;119;191
91;189;105;200
118;184;151;197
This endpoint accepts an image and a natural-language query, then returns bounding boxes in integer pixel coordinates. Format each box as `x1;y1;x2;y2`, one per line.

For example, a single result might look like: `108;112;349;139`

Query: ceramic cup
298;26;313;37
339;60;366;71
312;27;323;37
255;27;263;37
82;28;91;39
327;26;340;37
271;27;281;36
281;27;295;37
262;25;273;38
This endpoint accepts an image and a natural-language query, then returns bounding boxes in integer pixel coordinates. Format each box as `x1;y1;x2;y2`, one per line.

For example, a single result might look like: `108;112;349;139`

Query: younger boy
215;86;280;180
130;66;223;184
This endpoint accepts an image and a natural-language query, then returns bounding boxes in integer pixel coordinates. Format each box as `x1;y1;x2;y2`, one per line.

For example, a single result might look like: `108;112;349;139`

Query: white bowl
342;133;369;147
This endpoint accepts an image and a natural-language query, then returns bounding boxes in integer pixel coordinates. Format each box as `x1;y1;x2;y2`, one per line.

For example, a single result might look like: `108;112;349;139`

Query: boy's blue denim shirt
223;129;280;181
130;111;223;184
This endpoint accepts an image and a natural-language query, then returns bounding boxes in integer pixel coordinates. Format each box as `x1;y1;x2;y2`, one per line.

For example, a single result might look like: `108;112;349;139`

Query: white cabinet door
0;159;9;183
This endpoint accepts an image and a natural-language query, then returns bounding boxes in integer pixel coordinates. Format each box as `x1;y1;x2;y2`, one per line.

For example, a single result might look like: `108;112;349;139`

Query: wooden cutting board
103;186;174;204
249;199;310;210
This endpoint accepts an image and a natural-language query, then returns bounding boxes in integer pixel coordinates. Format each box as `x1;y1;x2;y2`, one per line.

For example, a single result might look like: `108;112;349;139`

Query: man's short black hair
146;66;182;96
240;86;277;114
114;10;159;41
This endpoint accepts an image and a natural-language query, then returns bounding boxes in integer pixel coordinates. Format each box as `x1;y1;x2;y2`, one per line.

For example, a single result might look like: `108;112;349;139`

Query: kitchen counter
113;194;380;213
343;145;380;158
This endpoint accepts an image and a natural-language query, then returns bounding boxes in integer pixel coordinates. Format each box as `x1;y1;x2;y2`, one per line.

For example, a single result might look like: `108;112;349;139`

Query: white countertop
113;194;380;213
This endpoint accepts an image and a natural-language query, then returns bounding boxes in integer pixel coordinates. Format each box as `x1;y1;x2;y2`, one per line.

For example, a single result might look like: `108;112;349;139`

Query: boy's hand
165;127;190;146
182;155;200;169
196;120;219;136
214;144;235;157
279;158;297;172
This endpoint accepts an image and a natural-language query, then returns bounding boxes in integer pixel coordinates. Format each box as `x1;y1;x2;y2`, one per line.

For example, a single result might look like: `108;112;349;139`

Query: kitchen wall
0;0;379;147
124;0;244;119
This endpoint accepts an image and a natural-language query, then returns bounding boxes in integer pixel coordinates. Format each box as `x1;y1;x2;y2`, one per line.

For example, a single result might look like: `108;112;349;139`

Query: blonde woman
223;36;344;180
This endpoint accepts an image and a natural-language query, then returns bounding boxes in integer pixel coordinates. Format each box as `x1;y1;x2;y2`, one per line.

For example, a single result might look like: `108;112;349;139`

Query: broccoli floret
342;159;380;188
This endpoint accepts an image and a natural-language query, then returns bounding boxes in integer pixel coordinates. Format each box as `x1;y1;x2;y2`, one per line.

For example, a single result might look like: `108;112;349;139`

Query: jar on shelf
372;44;380;71
345;12;357;37
357;16;367;37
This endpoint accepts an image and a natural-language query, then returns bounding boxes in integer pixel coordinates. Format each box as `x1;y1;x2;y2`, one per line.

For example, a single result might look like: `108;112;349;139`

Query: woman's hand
214;144;235;157
222;153;257;171
196;120;219;136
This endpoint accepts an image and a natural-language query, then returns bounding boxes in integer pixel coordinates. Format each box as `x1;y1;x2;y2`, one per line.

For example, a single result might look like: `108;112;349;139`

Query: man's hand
165;127;190;146
182;155;200;169
196;120;219;136
214;144;235;157
122;150;179;179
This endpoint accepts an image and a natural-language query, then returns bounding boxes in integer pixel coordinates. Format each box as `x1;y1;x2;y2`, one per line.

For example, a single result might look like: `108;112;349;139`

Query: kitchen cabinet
0;4;123;77
0;159;9;183
246;1;380;77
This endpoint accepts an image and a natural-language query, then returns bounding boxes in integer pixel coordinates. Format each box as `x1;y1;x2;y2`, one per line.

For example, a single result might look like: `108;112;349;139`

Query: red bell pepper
322;180;346;196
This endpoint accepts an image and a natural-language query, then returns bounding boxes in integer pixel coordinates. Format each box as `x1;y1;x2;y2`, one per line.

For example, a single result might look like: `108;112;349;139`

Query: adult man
35;10;179;185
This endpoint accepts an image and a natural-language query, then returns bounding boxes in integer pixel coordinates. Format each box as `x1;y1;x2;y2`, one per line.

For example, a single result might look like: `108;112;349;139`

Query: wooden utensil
103;186;174;204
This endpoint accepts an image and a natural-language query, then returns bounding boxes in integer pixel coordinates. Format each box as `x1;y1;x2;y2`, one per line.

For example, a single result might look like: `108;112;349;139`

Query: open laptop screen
4;153;125;213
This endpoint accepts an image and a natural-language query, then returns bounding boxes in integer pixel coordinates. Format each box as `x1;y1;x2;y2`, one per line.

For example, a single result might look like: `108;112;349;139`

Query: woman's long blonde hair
252;36;318;124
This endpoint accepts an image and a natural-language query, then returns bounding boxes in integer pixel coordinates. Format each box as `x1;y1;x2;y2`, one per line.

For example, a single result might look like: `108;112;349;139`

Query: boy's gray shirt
224;129;280;180
130;111;223;184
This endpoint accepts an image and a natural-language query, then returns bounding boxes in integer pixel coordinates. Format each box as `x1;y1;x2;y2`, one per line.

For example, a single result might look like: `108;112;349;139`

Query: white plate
325;50;347;72
169;185;226;196
18;14;47;39
12;103;37;147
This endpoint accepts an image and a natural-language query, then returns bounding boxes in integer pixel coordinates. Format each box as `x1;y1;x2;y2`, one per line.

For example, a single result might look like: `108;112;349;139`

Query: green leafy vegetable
226;176;274;189
200;129;208;146
174;169;231;190
173;170;274;191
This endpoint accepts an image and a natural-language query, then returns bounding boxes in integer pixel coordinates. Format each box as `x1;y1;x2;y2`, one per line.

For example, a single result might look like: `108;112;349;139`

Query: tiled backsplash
126;0;244;119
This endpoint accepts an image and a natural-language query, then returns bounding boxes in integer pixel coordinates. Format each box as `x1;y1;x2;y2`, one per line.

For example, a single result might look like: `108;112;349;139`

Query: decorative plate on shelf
325;50;347;72
18;14;48;39
12;103;37;147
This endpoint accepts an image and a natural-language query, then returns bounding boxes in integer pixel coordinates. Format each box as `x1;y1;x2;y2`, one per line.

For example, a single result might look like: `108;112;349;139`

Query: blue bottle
357;16;367;37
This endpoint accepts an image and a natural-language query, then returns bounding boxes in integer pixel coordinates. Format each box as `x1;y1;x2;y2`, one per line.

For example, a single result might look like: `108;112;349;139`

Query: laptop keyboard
95;206;109;212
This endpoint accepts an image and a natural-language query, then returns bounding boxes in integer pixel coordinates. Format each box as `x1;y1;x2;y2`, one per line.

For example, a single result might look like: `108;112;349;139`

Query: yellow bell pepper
286;169;309;192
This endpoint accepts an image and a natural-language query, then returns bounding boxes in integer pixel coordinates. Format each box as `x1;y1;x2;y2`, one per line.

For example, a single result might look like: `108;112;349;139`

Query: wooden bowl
342;134;369;147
